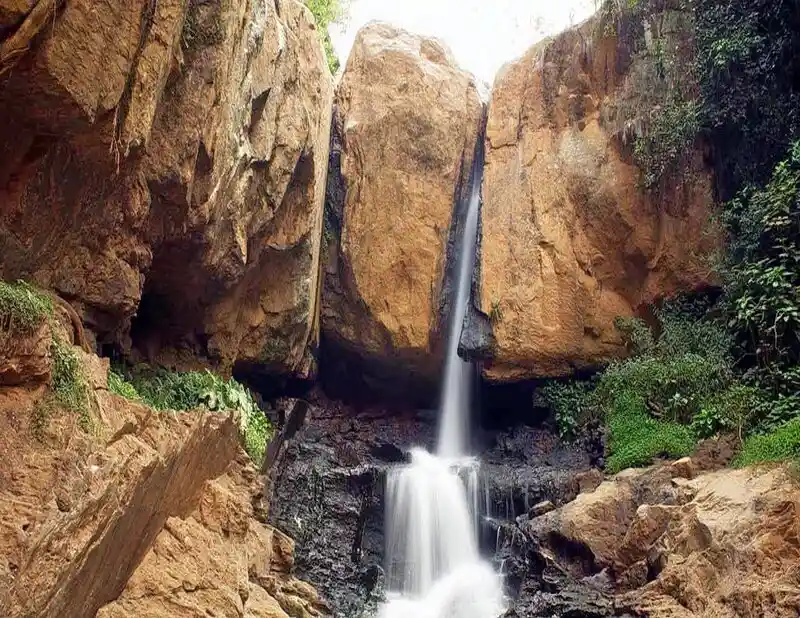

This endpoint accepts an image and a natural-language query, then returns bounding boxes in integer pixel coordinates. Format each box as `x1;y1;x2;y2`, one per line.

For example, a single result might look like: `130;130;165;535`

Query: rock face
0;0;333;378
520;459;800;617
0;331;323;617
322;23;484;390
480;14;717;381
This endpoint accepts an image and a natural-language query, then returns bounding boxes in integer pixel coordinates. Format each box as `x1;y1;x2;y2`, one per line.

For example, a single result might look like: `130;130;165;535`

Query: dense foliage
110;367;273;465
304;0;346;74
694;0;800;197
540;305;741;470
563;0;800;470
723;143;800;431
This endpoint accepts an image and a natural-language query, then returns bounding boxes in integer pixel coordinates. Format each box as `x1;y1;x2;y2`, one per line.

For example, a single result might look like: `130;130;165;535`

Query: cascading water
379;154;505;618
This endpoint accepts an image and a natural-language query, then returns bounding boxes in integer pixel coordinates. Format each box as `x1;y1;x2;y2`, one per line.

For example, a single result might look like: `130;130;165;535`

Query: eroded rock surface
0;0;333;378
480;12;717;381
0;324;323;617
519;459;800;617
322;23;484;390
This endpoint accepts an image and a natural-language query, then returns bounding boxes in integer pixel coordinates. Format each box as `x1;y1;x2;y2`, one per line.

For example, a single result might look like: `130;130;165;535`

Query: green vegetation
0;280;53;333
50;336;91;431
722;143;800;431
108;369;142;402
555;0;799;470
304;0;346;74
110;366;273;465
537;380;597;439
733;418;800;468
605;391;695;473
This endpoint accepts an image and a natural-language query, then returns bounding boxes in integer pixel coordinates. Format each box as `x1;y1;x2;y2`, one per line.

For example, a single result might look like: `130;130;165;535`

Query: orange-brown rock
0;320;50;385
480;15;718;381
0;0;34;30
0;339;323;617
322;23;484;386
97;465;327;618
529;459;800;617
0;0;333;378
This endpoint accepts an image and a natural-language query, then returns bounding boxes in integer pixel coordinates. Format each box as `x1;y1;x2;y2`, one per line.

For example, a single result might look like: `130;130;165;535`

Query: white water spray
379;159;505;618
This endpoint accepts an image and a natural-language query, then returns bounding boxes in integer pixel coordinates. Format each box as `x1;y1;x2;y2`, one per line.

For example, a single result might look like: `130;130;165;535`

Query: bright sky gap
330;0;599;84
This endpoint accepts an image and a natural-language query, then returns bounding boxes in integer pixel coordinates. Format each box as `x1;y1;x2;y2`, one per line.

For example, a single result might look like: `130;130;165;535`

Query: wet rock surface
267;394;434;617
266;391;604;617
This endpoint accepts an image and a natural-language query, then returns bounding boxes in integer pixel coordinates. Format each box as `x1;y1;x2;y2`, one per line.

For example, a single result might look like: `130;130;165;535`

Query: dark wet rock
267;393;434;617
267;391;611;617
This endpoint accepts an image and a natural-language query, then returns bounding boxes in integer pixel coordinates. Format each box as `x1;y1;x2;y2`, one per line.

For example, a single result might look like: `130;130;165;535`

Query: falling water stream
379;158;505;618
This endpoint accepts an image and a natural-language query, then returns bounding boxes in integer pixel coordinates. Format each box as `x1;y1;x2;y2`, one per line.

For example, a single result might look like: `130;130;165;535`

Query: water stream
379;159;505;618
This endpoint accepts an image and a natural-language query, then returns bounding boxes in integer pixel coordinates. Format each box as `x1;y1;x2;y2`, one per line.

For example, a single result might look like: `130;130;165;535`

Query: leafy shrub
655;302;732;362
304;0;346;74
691;384;762;439
598;353;730;424
121;367;273;465
0;280;52;333
614;317;654;356
606;391;695;473
537;380;598;439
723;143;800;416
599;308;735;469
108;369;142;402
733;418;800;468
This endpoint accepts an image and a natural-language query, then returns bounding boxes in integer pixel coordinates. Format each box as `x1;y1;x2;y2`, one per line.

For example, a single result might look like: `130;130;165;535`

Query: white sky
330;0;600;85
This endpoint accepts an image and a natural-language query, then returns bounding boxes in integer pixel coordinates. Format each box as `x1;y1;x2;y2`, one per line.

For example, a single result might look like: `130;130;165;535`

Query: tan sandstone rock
0;0;333;378
481;15;718;381
97;463;327;618
322;23;484;386
530;458;800;617
0;342;322;618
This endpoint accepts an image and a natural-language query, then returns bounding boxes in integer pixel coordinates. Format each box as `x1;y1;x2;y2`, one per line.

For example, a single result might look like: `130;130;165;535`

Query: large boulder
524;459;800;617
480;12;717;381
0;0;333;378
322;23;484;391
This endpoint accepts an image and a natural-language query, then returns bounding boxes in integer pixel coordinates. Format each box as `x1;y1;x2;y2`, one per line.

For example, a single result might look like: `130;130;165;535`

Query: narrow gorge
1;1;799;618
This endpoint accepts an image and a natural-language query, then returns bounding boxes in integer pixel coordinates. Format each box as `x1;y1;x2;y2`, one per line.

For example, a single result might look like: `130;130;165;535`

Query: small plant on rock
50;336;92;431
0;280;53;333
118;366;273;465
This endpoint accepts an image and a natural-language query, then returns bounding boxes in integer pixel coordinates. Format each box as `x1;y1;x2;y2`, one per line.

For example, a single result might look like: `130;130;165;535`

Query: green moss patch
605;391;696;473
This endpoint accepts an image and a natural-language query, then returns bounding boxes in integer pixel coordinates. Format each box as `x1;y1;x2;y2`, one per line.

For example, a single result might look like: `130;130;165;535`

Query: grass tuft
0;280;53;333
733;418;800;468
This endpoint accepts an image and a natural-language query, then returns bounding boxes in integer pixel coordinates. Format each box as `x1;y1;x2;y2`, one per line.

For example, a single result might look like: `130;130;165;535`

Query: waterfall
379;153;505;618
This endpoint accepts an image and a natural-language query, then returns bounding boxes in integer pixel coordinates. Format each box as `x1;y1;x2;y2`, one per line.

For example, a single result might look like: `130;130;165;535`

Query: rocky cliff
0;0;332;378
0;310;323;617
322;23;484;393
479;11;718;381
